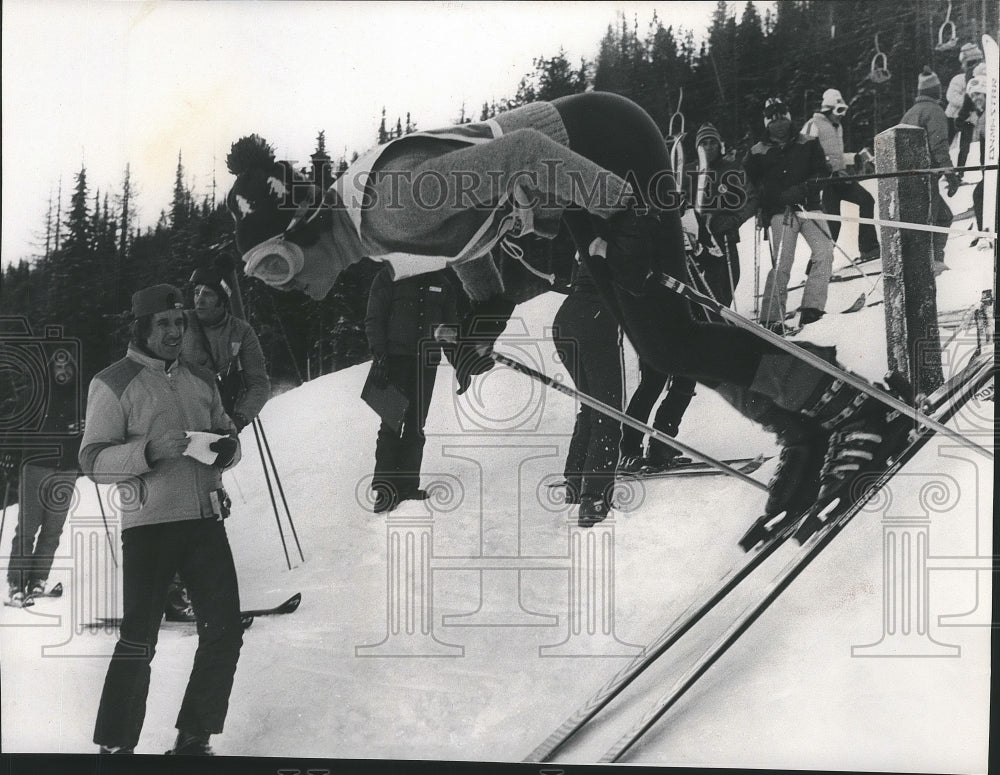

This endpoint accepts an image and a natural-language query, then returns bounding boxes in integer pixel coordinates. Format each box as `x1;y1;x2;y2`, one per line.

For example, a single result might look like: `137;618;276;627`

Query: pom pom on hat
132;284;184;318
917;66;941;96
225;135;315;256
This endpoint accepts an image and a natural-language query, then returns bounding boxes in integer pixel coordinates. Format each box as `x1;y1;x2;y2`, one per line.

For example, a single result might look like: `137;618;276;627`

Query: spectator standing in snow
802;89;880;264
743;97;833;332
552;259;623;525
364;266;458;514
4;350;82;606
81;284;243;756
957;72;989;238
158;259;270;623
946;42;985;140
900;67;962;275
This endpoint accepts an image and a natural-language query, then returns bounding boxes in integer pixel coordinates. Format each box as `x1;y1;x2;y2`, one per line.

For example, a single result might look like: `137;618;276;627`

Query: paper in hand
184;431;226;465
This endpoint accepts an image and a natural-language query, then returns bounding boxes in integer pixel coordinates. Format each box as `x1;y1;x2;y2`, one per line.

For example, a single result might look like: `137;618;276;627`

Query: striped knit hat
695;123;723;147
917;66;941;97
959;42;984;67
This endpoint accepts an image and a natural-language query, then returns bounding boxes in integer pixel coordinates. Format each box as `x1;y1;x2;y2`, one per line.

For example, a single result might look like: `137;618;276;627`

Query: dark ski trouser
823;178;879;254
620;366;696;459
552;92;771;392
93;519;243;749
6;462;75;588
553;291;623;500
373;354;439;498
692;232;740;309
929;184;953;266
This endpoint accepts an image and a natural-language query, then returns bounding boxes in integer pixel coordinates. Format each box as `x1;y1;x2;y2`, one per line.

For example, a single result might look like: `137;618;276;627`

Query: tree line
2;0;994;393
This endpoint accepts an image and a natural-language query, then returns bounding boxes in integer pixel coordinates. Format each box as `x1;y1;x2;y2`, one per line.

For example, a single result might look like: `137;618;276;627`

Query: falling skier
223;91;912;536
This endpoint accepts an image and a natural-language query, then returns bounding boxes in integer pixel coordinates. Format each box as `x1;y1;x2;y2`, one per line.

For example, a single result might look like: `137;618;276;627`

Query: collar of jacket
127;344;180;374
913;95;940;105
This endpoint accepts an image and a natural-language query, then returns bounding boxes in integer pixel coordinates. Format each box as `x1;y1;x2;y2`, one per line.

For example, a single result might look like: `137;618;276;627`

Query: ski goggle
763;101;791;124
241;193;322;287
832;104;848;116
242;234;305;287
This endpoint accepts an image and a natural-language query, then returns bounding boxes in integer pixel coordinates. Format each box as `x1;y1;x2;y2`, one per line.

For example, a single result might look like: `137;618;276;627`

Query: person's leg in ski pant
174;519;243;742
620;362;668;462
758;211;800;327
395;355;439;498
798;217;835;316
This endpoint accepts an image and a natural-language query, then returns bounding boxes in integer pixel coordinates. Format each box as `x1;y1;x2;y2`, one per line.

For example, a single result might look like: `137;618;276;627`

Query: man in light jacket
81;284;243;756
802;88;880;263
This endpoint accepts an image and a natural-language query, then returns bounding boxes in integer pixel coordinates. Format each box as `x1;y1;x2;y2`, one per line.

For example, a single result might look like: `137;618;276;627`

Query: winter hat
821;88;847;110
132;284;184;318
966;75;988;96
189;265;232;306
917;66;941;97
959;42;984;66
225;135;319;256
763;97;791;127
695;123;723;147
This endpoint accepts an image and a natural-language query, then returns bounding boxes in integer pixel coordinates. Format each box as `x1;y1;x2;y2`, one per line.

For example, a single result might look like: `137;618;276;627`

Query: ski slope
0;178;993;771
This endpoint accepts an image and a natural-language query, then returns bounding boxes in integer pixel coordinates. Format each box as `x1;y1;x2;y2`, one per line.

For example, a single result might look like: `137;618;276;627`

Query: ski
86;593;300;630
598;351;994;762
524;510;798;762
241;592;301;617
619;455;770;480
657;272;992;459
26;582;63;600
830;267;882;283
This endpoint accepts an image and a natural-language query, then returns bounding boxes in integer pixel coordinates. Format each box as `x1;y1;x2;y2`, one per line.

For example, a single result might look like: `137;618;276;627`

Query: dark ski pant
93;519;243;750
691;232;740;309
6;462;75;589
929;184;953;266
620;366;695;459
823;178;879;255
552;92;773;395
553;290;623;501
373;353;439;499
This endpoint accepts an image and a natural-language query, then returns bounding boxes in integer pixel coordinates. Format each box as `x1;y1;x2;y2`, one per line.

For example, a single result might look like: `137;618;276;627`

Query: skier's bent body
224;92;898;529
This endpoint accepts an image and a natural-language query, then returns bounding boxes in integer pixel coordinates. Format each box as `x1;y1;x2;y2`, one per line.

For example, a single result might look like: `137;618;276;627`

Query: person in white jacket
945;42;984;140
802;88;879;263
81;284;243;756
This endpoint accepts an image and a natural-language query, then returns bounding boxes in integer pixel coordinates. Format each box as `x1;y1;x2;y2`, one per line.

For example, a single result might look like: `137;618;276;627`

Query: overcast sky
1;0;734;268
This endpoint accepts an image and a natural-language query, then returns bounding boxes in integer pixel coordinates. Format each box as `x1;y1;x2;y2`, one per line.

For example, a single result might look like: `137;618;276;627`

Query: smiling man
80;283;244;756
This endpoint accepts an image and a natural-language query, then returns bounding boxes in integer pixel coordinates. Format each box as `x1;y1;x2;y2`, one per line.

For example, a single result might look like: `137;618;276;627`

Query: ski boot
166;731;214;756
98;745;135;755
791;374;914;544
578;494;612;527
641;440;692;473
738;422;828;552
618;454;645;475
5;583;31;609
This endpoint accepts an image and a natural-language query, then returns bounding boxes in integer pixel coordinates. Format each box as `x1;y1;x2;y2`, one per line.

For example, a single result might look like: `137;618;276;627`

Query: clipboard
361;368;410;434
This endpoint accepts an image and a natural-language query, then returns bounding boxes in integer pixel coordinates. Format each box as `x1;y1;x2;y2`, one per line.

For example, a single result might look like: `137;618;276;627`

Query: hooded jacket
79;346;240;530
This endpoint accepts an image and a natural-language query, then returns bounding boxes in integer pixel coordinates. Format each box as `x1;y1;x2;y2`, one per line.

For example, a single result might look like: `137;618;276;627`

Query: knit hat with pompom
225;135;317;255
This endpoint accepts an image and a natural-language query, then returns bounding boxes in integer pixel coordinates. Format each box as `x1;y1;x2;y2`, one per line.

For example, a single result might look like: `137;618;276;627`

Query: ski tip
284;593;302;612
48;582;64;597
241;615;254;629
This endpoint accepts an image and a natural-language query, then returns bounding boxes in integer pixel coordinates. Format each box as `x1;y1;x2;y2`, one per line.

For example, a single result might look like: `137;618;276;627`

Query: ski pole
256;418;304;562
489;351;767;492
600;355;994;762
796;210;994;240
806;162;997;186
94;481;118;568
0;479;10;545
525;516;794;762
657;273;993;459
252;419;292;570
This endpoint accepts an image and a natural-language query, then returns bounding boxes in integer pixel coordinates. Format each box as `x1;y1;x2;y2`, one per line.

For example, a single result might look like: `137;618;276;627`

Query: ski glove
209;433;238;469
944;172;962;197
369;354;389;390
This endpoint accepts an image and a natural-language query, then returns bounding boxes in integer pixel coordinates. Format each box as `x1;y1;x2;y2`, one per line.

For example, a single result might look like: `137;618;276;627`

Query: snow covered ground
0;178;993;771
